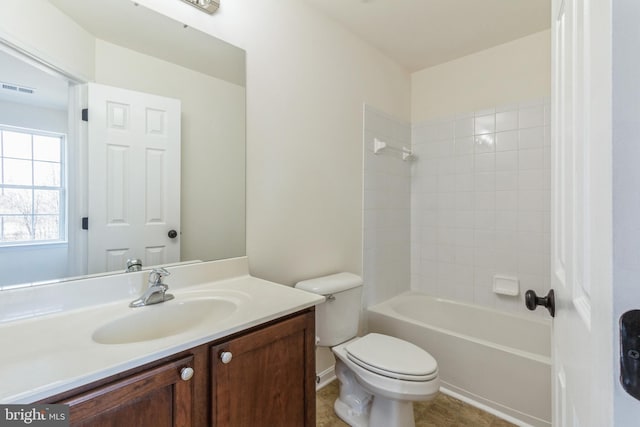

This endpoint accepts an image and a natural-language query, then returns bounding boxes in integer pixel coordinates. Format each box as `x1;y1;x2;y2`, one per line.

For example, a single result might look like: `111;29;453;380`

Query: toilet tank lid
295;272;363;295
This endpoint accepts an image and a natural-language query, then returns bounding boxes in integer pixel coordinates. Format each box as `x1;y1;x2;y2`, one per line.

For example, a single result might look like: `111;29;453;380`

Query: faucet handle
148;267;171;286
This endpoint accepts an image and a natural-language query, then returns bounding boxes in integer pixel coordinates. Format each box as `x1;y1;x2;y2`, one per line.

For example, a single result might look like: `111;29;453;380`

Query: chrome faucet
129;268;175;308
125;258;142;272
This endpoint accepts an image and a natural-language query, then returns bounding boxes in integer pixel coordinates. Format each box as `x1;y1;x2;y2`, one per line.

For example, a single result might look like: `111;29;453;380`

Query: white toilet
296;273;439;427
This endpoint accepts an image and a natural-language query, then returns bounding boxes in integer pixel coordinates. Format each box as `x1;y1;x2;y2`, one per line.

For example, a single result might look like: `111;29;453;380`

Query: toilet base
334;357;371;427
369;396;415;427
334;391;417;427
335;398;369;427
334;358;418;427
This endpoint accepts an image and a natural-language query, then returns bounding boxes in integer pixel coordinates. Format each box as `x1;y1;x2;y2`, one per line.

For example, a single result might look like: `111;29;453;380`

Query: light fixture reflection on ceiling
180;0;219;14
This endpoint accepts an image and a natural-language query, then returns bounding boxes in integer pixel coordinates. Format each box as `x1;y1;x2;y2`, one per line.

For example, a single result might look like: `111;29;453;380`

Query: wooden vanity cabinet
40;309;315;427
59;356;195;427
211;309;316;427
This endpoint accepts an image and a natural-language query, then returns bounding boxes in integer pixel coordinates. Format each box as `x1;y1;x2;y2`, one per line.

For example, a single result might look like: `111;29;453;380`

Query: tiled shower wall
363;105;411;308
363;99;551;314
410;99;551;313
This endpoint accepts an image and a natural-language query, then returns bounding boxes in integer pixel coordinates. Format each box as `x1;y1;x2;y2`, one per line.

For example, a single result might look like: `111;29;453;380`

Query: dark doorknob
168;230;178;239
525;289;555;317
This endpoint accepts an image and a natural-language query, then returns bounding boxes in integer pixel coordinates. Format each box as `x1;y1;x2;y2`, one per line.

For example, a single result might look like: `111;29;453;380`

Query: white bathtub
367;291;551;427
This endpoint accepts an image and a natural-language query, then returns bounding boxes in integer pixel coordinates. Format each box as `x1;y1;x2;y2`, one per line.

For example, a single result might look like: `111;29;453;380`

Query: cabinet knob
220;351;233;364
180;367;194;381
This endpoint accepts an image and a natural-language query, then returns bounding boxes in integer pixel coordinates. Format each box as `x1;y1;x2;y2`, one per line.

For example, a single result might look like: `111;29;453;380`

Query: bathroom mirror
0;0;246;288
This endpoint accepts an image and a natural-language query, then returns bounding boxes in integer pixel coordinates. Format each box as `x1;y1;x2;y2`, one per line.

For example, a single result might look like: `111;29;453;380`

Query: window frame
0;124;67;247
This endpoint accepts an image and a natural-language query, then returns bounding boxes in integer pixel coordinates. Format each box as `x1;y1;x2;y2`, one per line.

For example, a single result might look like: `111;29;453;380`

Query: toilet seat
345;333;438;382
332;336;440;403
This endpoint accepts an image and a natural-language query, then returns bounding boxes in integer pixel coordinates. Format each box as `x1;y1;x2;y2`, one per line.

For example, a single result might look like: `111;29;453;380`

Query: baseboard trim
316;365;336;391
439;387;540;427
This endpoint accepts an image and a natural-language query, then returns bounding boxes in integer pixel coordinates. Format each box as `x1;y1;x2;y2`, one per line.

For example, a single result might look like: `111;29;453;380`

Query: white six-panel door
551;0;613;425
87;83;181;273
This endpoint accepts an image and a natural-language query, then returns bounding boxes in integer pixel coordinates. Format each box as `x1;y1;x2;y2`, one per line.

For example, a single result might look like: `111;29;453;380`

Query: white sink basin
92;297;237;344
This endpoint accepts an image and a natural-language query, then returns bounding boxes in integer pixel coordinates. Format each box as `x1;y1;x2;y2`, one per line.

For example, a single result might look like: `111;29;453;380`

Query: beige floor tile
316;381;516;427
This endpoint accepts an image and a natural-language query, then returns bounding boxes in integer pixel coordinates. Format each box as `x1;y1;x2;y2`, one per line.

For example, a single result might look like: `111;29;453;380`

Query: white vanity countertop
0;258;324;403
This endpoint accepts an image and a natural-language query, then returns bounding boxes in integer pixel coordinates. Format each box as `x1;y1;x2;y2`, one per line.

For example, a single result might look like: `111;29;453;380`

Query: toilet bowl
331;333;439;427
294;273;440;427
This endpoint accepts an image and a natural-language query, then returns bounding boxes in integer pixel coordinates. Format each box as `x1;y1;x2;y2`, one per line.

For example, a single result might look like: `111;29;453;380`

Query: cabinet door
211;311;316;427
60;356;194;427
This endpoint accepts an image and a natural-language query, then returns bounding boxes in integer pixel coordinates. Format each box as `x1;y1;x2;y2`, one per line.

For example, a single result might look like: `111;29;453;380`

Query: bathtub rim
367;291;552;365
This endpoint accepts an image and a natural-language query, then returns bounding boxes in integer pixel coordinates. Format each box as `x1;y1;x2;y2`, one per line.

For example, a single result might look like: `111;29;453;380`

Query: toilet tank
295;272;363;347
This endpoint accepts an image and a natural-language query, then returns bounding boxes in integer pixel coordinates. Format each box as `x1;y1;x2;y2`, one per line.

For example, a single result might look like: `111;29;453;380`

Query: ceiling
301;0;551;72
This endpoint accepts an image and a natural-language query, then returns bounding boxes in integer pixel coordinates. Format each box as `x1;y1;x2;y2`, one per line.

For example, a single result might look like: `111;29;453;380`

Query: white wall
412;30;551;122
94;40;246;262
135;0;411;286
0;101;67;133
133;0;410;377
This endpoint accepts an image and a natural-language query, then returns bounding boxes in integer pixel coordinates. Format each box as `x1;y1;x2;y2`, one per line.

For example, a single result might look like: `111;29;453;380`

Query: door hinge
82;108;88;122
82;217;89;230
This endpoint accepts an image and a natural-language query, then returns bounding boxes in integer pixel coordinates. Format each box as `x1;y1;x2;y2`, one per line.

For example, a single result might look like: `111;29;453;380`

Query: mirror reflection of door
0;0;246;289
86;83;181;274
0;49;183;284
